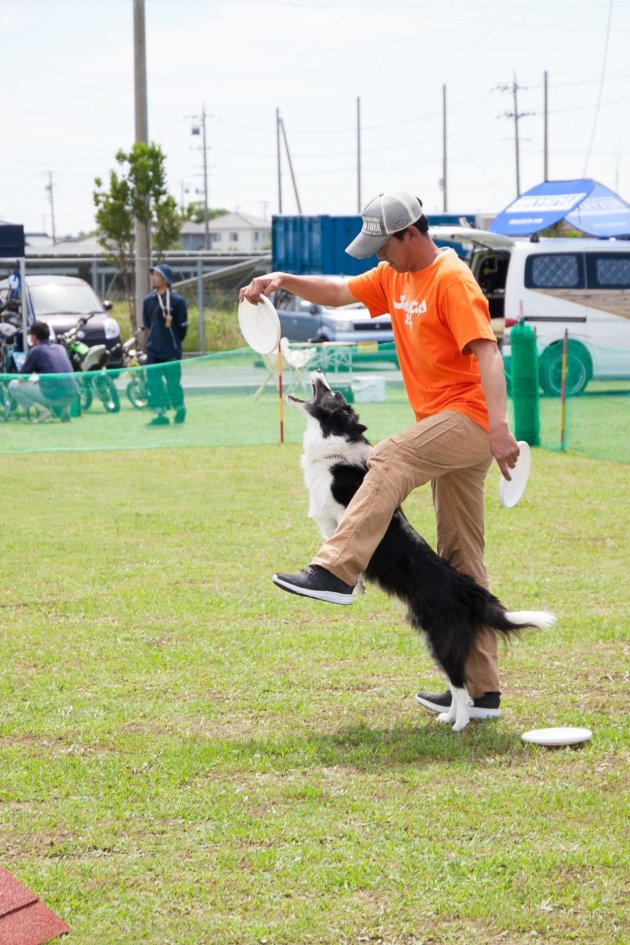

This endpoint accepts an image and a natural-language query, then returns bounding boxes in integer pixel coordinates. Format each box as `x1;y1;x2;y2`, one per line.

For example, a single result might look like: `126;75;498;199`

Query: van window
525;253;584;289
585;252;630;289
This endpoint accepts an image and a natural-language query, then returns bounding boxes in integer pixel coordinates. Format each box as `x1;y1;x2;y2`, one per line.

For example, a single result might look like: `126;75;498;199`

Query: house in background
180;211;271;252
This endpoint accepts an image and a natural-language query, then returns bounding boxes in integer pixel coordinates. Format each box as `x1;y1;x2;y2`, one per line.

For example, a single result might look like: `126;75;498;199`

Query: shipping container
272;213;478;275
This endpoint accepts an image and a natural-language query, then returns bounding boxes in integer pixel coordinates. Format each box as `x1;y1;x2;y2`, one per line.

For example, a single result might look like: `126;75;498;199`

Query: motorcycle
113;333;150;409
0;300;23;421
0;321;20;421
56;314;120;413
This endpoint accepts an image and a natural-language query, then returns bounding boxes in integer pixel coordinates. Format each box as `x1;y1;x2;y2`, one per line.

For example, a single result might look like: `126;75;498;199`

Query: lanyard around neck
156;289;171;319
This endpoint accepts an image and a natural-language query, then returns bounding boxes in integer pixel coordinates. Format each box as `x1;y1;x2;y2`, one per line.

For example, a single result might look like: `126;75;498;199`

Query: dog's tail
494;609;557;633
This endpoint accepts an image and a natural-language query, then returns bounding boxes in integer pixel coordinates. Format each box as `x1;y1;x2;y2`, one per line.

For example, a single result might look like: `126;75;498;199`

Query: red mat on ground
0;866;69;944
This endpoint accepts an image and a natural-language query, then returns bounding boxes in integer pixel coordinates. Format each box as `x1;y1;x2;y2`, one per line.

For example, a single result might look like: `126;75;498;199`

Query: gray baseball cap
345;191;423;259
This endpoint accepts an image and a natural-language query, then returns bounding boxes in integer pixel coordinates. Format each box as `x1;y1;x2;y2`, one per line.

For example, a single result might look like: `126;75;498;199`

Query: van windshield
29;283;104;316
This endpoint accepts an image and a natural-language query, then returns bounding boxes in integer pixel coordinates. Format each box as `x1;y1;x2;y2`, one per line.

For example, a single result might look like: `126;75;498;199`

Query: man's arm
239;272;357;308
140;297;151;350
174;295;188;341
19;347;38;375
468;338;520;480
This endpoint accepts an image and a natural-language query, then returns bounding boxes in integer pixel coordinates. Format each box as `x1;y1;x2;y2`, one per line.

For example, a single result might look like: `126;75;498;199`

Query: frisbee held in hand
499;440;531;508
238;294;281;354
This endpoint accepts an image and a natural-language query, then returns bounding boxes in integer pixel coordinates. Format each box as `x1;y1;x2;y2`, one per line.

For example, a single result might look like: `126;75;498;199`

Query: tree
185;202;229;224
94;142;182;327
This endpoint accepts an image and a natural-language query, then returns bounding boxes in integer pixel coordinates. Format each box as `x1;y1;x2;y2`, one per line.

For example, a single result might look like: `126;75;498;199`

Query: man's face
151;270;168;291
376;230;411;272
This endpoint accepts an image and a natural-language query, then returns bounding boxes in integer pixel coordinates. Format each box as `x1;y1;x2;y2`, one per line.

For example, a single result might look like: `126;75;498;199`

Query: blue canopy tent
489;179;630;238
0;222;27;349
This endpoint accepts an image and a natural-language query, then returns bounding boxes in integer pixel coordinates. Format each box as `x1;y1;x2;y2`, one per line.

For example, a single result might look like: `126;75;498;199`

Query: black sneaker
415;689;501;719
148;414;169;426
174;407;186;424
272;565;354;605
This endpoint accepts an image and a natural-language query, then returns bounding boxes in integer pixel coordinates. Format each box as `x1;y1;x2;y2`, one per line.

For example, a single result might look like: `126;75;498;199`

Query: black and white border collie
287;371;556;731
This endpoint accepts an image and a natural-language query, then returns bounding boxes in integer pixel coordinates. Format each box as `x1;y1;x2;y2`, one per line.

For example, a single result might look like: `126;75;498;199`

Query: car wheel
539;341;592;397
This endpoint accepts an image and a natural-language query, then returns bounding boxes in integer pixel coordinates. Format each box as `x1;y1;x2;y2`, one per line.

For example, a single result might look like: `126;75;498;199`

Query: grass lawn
1;443;628;944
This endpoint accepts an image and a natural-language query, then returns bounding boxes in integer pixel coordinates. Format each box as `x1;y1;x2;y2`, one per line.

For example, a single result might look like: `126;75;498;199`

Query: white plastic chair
280;337;317;394
254;337;317;399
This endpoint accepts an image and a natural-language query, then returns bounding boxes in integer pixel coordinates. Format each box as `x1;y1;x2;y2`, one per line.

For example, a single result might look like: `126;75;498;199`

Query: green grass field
1;443;628;945
1;361;628;464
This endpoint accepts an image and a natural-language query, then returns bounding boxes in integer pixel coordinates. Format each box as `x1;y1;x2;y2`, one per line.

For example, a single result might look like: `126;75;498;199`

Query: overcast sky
2;0;629;237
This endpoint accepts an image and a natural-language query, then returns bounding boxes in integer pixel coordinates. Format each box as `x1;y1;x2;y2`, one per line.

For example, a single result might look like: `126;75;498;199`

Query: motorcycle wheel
0;380;13;422
79;378;93;411
94;374;121;413
126;377;149;409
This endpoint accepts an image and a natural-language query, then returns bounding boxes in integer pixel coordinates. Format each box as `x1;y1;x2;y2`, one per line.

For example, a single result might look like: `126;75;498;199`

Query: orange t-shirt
348;249;496;430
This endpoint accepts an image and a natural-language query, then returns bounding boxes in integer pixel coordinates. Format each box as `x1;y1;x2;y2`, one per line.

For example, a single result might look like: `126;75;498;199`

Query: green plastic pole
509;321;540;446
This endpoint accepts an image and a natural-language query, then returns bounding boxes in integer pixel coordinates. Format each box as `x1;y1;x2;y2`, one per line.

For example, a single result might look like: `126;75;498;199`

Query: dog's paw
451;718;470;732
437;711;455;724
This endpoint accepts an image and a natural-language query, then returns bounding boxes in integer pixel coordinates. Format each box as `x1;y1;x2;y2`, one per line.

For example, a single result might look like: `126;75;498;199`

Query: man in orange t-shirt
240;191;520;720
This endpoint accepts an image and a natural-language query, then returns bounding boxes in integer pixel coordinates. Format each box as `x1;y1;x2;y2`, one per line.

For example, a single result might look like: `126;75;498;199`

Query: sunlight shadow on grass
185;721;525;775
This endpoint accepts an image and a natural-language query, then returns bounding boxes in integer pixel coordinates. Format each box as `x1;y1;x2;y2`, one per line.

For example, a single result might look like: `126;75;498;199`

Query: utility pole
279;118;302;213
45;172;57;242
543;70;549;181
276;107;283;213
497;72;533;196
191;106;210;250
441;84;448;212
356;95;362;212
133;0;150;330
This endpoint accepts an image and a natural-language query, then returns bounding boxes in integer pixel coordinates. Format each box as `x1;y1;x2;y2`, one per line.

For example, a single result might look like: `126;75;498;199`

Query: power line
583;0;615;176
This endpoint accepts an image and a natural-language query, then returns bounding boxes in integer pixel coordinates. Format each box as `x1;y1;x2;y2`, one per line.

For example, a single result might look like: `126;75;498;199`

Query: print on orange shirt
348;250;496;430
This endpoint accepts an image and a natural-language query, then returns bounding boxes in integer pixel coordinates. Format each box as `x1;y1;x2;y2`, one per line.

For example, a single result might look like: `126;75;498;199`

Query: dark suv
270;288;394;345
1;274;122;367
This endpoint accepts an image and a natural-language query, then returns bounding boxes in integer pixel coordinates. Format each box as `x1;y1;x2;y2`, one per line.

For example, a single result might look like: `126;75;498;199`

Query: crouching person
9;320;78;422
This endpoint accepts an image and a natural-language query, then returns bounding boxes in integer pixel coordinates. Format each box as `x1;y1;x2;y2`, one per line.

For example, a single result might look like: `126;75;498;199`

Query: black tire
539;341;592;397
93;374;121;413
0;380;13;421
126;377;149;409
79;377;93;411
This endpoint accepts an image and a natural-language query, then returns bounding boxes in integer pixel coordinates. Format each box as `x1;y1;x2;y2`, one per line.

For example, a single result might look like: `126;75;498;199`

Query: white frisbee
498;440;532;508
237;294;281;355
521;726;592;747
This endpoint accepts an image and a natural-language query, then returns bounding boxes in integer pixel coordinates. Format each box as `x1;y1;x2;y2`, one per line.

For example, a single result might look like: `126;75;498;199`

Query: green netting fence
1;340;628;461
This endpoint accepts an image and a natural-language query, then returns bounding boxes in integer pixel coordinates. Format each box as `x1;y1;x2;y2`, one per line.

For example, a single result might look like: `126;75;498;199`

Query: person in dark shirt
142;264;188;426
9;320;77;422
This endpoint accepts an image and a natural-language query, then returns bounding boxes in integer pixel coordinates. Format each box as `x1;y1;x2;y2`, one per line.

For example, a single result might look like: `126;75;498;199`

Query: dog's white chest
299;430;372;540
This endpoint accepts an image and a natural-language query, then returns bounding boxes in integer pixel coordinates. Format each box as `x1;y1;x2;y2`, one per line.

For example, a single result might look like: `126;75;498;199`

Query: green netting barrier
505;337;629;463
1;340;628;462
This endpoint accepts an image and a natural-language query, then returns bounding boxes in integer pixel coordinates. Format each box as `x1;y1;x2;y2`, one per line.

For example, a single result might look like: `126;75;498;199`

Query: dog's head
288;370;368;441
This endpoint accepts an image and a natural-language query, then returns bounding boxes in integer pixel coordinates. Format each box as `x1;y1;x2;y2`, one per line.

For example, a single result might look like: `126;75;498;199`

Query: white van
430;226;630;395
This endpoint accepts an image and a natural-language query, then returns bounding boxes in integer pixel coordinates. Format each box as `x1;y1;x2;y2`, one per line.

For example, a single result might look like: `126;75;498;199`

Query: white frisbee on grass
498;440;532;508
521;727;592;747
238;294;281;355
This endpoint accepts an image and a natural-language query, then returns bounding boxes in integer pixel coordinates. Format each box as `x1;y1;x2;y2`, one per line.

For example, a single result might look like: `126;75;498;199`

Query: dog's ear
357;423;367;434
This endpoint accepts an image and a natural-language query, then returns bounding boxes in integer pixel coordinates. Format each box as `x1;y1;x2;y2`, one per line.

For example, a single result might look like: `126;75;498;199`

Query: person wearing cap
142;263;189;425
9;320;77;422
240;191;522;721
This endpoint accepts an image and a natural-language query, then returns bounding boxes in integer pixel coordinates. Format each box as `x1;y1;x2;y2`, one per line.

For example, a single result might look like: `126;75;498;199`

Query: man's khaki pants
311;410;499;697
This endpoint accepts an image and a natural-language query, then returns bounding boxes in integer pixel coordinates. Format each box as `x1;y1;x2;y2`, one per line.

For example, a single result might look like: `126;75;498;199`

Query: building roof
25;234;103;256
181;211;270;234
